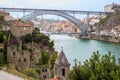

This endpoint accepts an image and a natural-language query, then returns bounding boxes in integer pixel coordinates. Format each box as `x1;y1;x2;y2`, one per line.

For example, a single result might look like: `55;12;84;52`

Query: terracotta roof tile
15;23;33;27
48;78;59;80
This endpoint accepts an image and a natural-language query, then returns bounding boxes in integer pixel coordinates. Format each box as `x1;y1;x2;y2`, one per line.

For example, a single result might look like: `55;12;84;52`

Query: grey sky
0;0;120;11
0;0;120;19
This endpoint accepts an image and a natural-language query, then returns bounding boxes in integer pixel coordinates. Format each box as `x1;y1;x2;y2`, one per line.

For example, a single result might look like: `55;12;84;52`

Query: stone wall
10;26;33;38
7;45;30;70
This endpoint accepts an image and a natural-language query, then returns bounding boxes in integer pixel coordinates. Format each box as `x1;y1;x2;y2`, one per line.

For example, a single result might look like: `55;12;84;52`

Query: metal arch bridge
0;7;114;35
43;32;82;35
20;9;88;35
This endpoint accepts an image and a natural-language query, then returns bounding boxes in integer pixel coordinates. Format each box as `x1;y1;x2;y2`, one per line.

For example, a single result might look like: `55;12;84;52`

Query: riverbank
81;34;120;43
50;35;120;67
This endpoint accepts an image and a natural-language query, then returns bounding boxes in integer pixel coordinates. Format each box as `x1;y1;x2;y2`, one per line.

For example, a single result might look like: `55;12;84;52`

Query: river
50;35;120;67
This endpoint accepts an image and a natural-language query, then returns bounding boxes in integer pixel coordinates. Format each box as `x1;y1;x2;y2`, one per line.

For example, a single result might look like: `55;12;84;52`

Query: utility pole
73;58;78;67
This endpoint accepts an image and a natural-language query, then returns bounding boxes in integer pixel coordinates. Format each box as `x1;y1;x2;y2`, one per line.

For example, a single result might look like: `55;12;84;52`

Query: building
10;23;34;38
7;40;30;70
111;25;120;36
54;50;70;80
104;3;120;12
7;38;55;80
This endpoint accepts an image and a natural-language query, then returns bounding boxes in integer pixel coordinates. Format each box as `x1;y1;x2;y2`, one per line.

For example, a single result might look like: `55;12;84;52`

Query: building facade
10;23;34;38
54;50;70;80
7;39;55;80
104;3;120;12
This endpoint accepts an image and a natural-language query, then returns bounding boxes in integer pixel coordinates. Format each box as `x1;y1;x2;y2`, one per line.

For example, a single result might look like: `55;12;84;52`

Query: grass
3;64;39;80
97;14;113;26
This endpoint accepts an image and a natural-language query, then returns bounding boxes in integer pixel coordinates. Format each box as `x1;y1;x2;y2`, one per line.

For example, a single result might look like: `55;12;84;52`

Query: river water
50;35;120;67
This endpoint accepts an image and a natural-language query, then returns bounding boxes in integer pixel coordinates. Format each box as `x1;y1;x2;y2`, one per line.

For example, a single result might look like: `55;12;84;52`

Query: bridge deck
0;7;113;15
43;32;81;35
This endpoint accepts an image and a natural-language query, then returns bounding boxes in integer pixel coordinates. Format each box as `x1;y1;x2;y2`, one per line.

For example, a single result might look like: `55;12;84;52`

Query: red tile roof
15;23;33;27
48;78;59;80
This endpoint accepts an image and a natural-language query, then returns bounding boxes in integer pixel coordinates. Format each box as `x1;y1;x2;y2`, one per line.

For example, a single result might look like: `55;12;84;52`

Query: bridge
43;32;81;35
0;7;114;35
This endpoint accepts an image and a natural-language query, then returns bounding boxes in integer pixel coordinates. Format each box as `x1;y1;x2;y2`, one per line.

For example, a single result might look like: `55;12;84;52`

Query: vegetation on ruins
36;51;57;66
0;30;10;65
23;68;38;78
20;28;54;49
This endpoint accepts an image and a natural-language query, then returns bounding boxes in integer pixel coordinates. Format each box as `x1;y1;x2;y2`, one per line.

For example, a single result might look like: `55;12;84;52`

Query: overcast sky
0;0;120;19
0;0;120;11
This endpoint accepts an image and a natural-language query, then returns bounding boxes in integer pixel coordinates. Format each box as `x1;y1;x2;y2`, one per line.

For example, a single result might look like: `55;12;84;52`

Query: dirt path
0;70;26;80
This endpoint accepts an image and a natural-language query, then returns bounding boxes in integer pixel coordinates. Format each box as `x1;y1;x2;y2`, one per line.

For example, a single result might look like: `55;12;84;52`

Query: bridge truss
0;7;113;35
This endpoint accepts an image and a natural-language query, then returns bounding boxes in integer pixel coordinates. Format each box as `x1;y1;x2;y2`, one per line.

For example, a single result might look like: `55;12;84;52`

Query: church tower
54;49;70;80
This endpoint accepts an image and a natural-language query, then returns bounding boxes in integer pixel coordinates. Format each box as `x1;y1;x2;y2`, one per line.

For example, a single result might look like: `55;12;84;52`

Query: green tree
0;31;4;43
0;31;9;64
68;51;120;80
21;34;32;43
50;52;57;67
3;42;7;64
21;28;54;48
23;68;38;78
0;52;4;66
37;51;50;65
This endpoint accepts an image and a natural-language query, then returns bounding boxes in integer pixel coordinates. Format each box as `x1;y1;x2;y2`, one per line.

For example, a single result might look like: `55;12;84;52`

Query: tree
23;68;38;78
0;31;9;64
0;31;4;43
37;51;50;65
3;42;7;64
49;40;54;49
50;52;57;67
21;34;32;43
0;52;4;66
21;28;54;48
68;51;120;80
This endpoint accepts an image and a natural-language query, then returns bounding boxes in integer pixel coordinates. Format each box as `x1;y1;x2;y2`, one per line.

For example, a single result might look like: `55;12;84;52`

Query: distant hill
96;10;120;31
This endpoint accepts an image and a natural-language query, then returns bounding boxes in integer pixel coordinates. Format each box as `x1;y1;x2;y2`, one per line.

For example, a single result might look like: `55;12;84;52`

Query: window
19;59;21;62
36;69;41;74
44;68;47;72
13;52;15;56
21;52;23;55
43;75;46;79
24;27;26;30
12;47;14;50
24;58;26;62
62;68;65;76
42;68;44;72
55;67;57;74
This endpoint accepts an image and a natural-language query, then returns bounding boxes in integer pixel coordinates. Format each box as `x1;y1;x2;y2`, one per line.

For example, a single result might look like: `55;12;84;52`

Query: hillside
96;10;120;31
